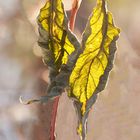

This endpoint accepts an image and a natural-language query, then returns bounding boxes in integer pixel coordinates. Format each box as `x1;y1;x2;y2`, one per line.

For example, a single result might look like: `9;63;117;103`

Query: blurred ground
0;0;140;140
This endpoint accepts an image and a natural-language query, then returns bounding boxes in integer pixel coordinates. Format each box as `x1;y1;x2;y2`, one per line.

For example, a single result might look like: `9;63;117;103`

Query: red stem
50;96;60;140
69;0;79;31
50;1;79;140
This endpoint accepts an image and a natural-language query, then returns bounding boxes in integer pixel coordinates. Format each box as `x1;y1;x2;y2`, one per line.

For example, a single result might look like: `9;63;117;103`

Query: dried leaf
68;0;120;138
37;0;80;71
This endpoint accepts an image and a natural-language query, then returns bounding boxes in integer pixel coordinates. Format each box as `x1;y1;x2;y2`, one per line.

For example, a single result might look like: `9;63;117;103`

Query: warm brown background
0;0;140;140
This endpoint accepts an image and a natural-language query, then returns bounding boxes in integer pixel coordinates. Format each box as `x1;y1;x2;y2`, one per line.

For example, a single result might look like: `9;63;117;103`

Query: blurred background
0;0;140;140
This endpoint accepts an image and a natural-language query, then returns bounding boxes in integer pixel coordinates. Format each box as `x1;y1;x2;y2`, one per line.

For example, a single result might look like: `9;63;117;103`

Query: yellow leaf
69;0;120;137
38;0;80;70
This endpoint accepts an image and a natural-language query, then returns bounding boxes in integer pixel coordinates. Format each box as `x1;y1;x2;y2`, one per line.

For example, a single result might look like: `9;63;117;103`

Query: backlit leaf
38;0;80;70
68;0;120;138
24;0;80;104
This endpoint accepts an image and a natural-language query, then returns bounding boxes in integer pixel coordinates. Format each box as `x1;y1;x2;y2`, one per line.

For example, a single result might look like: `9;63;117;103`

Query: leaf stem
50;96;60;140
50;1;80;139
69;0;80;31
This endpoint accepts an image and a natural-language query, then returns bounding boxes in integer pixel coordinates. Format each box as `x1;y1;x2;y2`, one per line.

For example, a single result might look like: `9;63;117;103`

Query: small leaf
37;0;80;71
68;0;120;138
